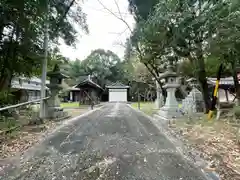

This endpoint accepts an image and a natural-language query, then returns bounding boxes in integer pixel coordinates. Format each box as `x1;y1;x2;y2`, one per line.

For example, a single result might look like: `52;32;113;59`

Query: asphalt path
1;103;208;180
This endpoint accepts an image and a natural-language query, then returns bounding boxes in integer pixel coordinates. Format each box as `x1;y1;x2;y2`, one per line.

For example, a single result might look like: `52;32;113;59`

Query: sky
59;0;135;61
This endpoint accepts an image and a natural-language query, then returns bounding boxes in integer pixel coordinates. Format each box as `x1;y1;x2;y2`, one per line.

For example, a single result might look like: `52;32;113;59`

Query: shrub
0;91;13;106
233;106;240;119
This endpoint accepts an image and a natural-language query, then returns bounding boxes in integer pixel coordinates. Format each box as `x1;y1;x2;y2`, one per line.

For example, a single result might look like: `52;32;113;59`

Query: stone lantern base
154;80;183;120
155;105;182;120
47;106;69;120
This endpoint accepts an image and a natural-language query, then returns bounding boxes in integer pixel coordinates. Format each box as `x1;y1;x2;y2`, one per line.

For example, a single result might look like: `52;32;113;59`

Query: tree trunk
196;53;210;113
0;71;12;91
231;60;240;105
147;90;151;101
144;90;147;102
143;63;167;102
0;26;4;42
0;24;17;92
198;72;210;113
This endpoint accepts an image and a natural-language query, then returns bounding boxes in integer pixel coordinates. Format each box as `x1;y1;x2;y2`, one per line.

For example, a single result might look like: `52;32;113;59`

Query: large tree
125;0;168;99
126;0;240;112
81;49;121;86
207;0;240;104
0;0;88;91
67;49;128;87
128;0;159;21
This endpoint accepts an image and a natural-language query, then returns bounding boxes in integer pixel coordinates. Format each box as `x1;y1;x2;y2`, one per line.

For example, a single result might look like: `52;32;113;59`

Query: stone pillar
164;82;179;109
48;87;61;107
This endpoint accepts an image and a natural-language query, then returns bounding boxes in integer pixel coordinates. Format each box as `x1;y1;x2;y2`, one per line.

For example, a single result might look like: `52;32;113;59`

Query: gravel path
1;103;208;180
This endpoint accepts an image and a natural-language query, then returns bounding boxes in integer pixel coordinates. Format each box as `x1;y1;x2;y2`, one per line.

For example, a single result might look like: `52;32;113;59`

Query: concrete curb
127;104;220;180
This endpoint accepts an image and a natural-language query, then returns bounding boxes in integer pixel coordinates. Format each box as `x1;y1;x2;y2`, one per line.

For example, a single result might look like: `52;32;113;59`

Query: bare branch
143;62;166;97
96;0;165;95
113;41;127;48
113;0;123;19
96;0;133;33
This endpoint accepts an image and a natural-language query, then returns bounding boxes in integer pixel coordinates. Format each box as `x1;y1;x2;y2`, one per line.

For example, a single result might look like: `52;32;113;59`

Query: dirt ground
168;118;240;180
0;108;89;160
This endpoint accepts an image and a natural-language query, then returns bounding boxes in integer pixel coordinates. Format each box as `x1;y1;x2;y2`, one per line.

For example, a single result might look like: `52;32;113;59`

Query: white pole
40;0;49;119
156;80;160;109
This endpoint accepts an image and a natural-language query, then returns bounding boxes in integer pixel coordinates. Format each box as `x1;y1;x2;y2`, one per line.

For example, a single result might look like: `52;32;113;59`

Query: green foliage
48;47;70;72
0;116;18;130
178;59;195;77
125;0;240;111
82;49;120;85
233;106;240;118
205;56;232;77
0;91;14;107
66;49;127;87
63;48;152;100
133;0;240;76
0;0;88;90
179;56;232;78
128;0;159;20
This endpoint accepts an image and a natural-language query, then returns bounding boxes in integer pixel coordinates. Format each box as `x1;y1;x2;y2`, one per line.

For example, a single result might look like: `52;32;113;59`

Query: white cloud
59;0;135;61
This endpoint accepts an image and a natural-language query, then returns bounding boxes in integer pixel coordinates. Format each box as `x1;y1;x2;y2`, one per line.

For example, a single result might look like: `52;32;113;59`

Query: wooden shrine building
68;75;103;105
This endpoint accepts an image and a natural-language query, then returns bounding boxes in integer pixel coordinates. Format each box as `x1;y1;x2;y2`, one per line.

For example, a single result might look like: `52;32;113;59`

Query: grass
60;102;80;108
131;102;157;116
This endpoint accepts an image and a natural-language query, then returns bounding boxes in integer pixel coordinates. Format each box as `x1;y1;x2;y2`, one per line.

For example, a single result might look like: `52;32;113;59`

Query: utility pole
137;86;140;110
40;0;49;119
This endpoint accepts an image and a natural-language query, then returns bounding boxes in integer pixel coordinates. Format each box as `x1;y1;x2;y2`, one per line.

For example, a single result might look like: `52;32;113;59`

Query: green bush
0;91;13;107
233;106;240;118
0;116;17;130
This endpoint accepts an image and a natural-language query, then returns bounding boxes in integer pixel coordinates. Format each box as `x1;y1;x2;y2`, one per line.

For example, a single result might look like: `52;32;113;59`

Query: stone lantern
46;64;68;119
156;64;181;119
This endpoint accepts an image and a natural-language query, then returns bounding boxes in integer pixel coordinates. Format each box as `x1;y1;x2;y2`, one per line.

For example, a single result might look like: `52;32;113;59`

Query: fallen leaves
0;132;39;158
0;121;57;159
169;119;240;180
0;108;89;160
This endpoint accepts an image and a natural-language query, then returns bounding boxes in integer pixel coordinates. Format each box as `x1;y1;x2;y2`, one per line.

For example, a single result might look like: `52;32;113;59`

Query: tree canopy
125;0;240;111
0;0;88;90
128;0;159;21
66;49;125;87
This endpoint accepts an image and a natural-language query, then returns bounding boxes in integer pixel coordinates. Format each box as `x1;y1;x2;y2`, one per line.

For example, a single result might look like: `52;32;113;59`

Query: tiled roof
207;77;237;85
106;82;129;89
75;75;103;90
68;85;80;91
11;77;49;91
79;79;103;90
186;77;238;86
76;75;89;82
